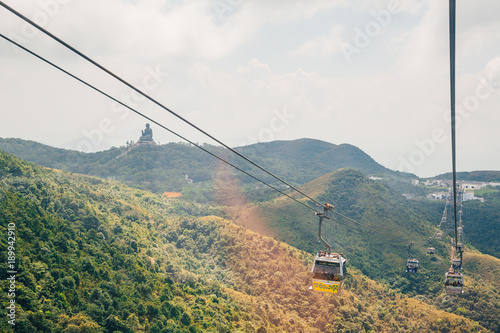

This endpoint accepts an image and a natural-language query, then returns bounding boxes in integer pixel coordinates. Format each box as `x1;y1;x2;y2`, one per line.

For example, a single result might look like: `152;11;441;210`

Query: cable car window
445;277;463;287
313;261;341;279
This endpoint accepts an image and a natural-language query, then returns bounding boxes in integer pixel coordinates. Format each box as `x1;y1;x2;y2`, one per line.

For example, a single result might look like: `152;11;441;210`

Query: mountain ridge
434;170;500;182
0;137;415;195
235;138;415;179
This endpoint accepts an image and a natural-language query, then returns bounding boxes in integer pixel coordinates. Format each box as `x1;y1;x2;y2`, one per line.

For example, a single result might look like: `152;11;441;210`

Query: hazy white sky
0;0;499;177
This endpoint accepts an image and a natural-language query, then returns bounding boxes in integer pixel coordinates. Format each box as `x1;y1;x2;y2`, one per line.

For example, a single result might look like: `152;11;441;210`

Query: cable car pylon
310;203;346;294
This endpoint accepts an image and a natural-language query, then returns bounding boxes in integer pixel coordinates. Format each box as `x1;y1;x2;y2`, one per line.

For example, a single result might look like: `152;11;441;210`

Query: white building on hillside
462;191;484;202
427;192;448;200
462;182;487;190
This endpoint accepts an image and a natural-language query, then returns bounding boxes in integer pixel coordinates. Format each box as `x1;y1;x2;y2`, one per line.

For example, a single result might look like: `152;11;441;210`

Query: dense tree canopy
0;150;498;332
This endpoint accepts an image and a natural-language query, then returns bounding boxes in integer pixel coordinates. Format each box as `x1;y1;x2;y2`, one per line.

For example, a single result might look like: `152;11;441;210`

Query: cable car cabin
311;253;346;294
427;247;436;255
436;233;443;240
406;259;419;273
445;270;464;294
452;259;462;270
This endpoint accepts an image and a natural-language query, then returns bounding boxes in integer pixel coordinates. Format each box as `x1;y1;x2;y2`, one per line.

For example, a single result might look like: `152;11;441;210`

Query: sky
0;0;499;178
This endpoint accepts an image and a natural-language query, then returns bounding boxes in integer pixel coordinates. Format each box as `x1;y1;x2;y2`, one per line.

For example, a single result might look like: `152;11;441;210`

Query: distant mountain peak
0;137;414;194
236;138;413;179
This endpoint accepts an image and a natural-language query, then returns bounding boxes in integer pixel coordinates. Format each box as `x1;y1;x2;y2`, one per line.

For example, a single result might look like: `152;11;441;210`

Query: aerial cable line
0;1;323;208
443;2;464;295
0;32;410;250
326;215;409;256
0;2;417;250
449;0;459;249
318;217;405;254
331;210;402;244
0;33;318;214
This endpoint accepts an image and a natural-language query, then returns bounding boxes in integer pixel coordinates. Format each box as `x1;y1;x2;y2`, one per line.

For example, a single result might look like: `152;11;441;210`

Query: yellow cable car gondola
311;252;346;293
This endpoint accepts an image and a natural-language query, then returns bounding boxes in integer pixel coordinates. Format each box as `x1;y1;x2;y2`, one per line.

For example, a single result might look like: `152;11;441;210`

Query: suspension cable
0;3;423;252
449;0;459;250
0;33;318;214
1;31;413;250
0;1;324;208
332;210;403;243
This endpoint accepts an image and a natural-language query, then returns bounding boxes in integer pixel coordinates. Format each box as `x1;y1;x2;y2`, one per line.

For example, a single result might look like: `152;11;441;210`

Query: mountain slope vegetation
229;168;500;332
235;138;413;181
0;150;490;332
0;137;413;196
462;189;500;258
435;171;500;182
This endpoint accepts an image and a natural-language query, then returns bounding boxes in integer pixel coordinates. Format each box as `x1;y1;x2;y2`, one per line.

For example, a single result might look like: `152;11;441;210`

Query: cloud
237;0;346;22
1;0;499;176
290;26;344;57
485;57;500;88
354;0;424;14
31;0;347;62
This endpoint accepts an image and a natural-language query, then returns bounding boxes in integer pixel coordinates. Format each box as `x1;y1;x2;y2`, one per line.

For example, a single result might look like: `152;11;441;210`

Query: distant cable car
436;232;443;240
427;247;435;255
311;252;346;293
445;270;464;294
406;242;418;273
406;259;419;273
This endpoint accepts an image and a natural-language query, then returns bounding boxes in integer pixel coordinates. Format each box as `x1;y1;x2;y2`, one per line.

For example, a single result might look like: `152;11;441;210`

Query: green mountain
462;188;500;258
0;150;491;332
228;168;500;332
0;138;218;193
0;138;413;196
434;171;500;182
235;139;413;180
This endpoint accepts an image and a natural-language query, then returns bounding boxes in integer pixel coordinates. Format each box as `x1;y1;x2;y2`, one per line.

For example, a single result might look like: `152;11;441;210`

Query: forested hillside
435;171;500;182
0;151;490;332
234;139;413;181
462;188;500;258
0;138;218;193
232;168;500;332
0;138;412;196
